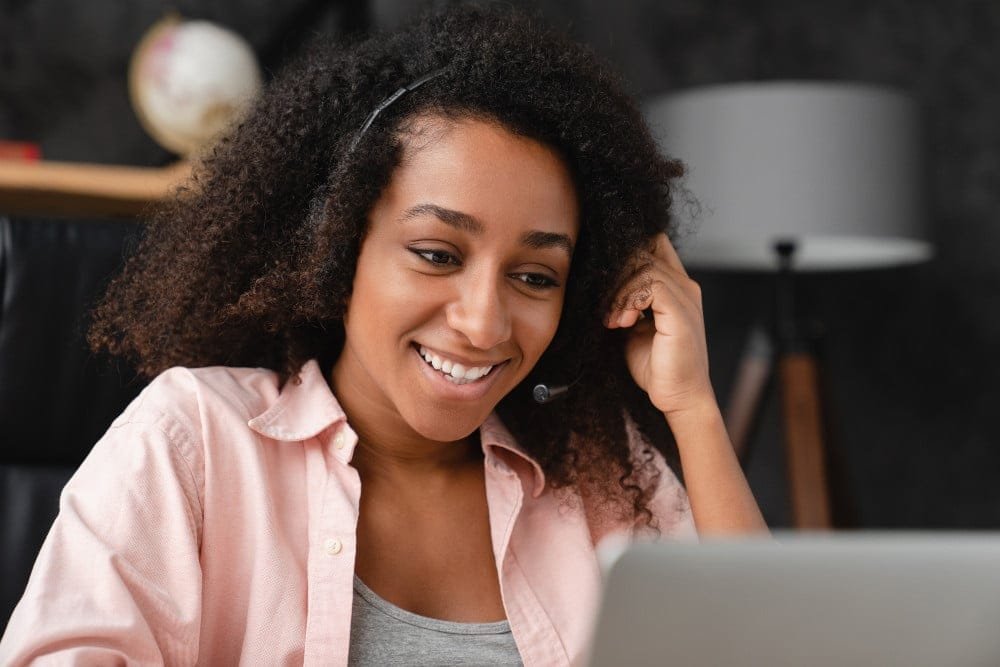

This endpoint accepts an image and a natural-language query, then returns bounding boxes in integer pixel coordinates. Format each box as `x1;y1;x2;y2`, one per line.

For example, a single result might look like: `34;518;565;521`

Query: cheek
516;299;565;361
346;252;439;338
350;243;395;308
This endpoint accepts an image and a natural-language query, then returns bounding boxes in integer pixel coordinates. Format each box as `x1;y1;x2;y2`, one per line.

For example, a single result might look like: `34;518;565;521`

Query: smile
417;345;497;385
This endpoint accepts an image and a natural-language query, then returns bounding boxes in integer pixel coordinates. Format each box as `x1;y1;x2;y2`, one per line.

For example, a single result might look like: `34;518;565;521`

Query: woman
1;5;765;665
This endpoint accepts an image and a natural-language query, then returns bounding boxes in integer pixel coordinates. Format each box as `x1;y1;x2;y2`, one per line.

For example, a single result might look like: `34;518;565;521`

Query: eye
512;272;560;290
411;248;461;267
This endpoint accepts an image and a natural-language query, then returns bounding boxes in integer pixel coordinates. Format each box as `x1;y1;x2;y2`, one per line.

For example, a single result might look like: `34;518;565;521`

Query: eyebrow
399;203;575;255
401;203;483;233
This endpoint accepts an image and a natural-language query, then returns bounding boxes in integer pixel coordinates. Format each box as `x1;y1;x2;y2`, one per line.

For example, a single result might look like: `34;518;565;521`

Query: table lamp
644;82;930;528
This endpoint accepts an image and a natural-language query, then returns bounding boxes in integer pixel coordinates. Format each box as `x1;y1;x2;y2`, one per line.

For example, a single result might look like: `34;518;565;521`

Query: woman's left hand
605;233;715;417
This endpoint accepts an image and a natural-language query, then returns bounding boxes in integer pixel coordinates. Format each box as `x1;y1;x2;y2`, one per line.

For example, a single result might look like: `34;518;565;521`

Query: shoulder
95;365;285;495
114;364;283;436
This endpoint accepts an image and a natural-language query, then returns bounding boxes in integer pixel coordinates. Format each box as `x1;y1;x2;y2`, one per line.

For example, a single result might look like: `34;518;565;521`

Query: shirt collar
247;359;346;442
479;413;548;498
247;359;547;497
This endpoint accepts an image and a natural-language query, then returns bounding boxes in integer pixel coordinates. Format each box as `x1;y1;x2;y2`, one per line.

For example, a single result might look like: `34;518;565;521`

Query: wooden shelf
0;159;191;218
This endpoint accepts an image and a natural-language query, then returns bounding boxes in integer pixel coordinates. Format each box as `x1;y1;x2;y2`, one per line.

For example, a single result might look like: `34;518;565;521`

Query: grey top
347;576;523;666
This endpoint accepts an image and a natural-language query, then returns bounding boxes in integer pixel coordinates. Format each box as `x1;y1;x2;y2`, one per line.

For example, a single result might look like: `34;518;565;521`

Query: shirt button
333;432;347;450
324;538;343;555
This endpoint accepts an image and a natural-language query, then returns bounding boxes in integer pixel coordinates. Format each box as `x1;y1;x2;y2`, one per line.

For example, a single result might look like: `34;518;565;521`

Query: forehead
376;114;580;241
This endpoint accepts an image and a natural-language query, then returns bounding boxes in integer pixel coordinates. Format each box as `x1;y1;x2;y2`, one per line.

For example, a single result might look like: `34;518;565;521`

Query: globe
129;17;263;157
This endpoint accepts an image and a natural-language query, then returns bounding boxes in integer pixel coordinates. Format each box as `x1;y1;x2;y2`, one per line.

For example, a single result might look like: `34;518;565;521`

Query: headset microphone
533;383;570;404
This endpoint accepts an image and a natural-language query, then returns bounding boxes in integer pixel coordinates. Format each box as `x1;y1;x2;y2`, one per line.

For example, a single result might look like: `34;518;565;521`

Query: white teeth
417;346;495;383
419;346;443;370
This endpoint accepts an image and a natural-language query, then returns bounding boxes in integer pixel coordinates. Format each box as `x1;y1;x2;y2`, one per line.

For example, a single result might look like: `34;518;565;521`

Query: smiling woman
0;5;765;666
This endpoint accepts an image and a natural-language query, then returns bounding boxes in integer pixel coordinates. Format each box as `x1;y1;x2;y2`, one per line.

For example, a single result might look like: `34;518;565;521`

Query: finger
608;259;700;327
617;305;646;328
607;270;654;327
606;237;698;328
647;253;703;305
614;278;690;329
652;232;689;278
624;312;656;339
648;278;703;331
642;280;706;345
605;259;653;327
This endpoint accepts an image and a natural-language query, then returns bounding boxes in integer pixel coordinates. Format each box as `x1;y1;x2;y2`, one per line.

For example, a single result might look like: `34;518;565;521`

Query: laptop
587;533;1000;666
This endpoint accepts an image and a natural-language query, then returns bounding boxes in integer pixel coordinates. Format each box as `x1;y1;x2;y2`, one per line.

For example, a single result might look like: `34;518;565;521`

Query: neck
329;358;481;483
352;435;482;489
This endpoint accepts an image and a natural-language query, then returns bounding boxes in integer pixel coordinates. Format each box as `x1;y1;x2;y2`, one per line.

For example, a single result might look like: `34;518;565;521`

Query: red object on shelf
0;141;42;161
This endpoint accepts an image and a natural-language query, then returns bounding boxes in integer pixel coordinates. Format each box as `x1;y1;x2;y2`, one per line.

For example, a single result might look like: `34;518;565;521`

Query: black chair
0;215;146;626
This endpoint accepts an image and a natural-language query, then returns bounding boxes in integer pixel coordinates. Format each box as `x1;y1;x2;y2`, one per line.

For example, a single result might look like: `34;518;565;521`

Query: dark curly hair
88;3;686;528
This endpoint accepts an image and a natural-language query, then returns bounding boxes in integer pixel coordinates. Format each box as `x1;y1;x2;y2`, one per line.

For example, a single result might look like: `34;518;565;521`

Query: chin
406;407;493;443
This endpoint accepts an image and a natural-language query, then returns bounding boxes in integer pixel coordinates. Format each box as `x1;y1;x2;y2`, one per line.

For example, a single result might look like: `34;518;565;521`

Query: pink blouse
1;359;694;665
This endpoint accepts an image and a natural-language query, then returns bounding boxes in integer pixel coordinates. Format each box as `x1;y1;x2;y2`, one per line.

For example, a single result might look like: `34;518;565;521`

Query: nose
445;269;512;350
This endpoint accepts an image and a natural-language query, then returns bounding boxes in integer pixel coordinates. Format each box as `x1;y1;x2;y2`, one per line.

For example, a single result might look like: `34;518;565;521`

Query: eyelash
410;248;561;290
414;248;460;267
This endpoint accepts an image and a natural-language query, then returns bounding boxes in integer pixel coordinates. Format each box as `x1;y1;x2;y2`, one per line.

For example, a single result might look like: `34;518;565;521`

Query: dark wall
3;0;997;528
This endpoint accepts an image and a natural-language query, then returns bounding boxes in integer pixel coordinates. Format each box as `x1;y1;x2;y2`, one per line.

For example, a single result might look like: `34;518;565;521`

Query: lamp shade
644;82;931;271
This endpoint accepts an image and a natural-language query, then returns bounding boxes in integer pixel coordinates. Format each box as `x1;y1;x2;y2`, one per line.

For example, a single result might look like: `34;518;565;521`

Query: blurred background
0;0;997;562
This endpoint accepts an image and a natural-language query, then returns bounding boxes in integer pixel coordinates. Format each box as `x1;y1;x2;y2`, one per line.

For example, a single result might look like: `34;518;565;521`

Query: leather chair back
0;215;145;625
